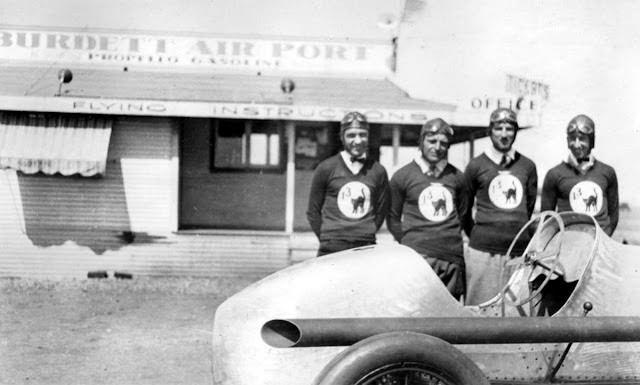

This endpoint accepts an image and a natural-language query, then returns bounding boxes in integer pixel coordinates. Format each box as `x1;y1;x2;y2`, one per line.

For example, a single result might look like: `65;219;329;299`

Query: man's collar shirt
414;151;447;178
565;152;595;175
340;150;366;175
484;146;516;167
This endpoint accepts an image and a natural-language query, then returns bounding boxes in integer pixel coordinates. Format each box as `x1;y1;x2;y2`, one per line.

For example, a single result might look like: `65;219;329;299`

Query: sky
0;0;402;40
393;0;640;206
1;0;640;205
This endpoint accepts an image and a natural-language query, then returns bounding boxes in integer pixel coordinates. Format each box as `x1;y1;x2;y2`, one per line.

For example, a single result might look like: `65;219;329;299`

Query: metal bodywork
212;213;640;384
262;317;640;347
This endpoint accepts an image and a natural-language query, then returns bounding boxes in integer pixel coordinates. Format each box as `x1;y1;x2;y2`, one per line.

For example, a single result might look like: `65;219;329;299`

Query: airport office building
0;28;517;277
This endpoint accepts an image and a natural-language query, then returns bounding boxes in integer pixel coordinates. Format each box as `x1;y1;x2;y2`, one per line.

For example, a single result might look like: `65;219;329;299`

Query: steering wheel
500;211;565;311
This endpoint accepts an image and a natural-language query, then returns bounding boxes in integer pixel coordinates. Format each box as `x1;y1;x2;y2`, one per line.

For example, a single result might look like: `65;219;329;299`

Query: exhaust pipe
262;316;640;348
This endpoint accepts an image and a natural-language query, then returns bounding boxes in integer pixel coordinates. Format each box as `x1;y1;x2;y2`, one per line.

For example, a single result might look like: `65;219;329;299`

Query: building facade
0;26;533;278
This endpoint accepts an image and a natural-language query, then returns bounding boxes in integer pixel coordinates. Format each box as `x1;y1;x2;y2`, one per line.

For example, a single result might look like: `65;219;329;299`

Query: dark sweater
464;152;538;254
306;154;390;242
387;161;470;264
541;159;618;235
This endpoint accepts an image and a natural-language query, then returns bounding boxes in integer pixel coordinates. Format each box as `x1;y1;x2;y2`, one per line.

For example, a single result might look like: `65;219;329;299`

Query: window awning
0;112;112;176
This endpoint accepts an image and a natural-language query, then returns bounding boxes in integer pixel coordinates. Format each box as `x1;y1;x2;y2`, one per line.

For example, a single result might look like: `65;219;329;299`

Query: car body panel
212;213;640;384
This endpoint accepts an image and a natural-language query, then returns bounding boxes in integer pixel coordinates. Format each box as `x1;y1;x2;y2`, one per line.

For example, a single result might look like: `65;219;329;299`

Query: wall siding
0;116;293;278
179;118;287;230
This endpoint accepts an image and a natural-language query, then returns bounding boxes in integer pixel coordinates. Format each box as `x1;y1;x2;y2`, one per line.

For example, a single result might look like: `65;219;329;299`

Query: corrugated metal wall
11;117;176;234
109;117;177;232
0;116;294;278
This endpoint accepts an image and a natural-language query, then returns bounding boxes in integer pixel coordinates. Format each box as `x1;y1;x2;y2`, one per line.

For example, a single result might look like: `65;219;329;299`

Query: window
380;124;421;146
379;124;422;173
294;122;336;170
211;119;284;172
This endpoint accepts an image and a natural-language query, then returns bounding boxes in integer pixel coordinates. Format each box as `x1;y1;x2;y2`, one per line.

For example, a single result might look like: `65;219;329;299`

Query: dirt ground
0;276;259;385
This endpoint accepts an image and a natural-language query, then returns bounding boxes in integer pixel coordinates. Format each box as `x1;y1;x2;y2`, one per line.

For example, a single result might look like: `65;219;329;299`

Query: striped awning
0;112;112;176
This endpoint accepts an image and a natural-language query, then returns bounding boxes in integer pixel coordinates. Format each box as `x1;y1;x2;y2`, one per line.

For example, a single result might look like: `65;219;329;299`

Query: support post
285;121;296;234
170;121;180;232
392;125;401;167
468;133;475;164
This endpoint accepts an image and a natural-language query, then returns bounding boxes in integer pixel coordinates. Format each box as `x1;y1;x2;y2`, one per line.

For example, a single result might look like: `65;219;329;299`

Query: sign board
505;73;550;101
0;95;447;125
470;95;541;112
0;27;393;75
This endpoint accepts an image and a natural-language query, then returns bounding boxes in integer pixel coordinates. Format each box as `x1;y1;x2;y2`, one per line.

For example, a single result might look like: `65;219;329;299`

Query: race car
212;211;640;385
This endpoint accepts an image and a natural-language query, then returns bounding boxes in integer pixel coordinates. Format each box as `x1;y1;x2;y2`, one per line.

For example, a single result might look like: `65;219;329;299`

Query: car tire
313;331;489;385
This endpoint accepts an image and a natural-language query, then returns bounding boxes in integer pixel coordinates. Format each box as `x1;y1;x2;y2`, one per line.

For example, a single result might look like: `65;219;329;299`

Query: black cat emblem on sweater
488;172;523;209
338;182;371;219
419;183;453;222
570;181;603;215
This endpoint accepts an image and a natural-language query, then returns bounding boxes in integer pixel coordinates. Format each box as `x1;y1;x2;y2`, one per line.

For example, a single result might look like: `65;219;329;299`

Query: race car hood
212;243;471;385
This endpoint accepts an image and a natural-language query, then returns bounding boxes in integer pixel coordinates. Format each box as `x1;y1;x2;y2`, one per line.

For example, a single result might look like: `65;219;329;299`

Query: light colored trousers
464;246;511;306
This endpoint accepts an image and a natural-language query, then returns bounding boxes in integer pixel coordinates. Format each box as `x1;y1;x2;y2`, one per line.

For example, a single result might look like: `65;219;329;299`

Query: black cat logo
343;186;366;215
427;190;447;217
573;187;598;213
351;188;366;214
498;180;517;204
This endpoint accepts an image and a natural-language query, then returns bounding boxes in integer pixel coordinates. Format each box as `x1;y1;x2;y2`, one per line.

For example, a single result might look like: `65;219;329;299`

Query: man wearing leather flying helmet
387;118;471;300
541;114;619;235
306;111;390;256
463;108;538;305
